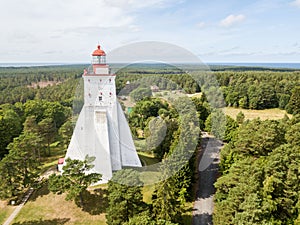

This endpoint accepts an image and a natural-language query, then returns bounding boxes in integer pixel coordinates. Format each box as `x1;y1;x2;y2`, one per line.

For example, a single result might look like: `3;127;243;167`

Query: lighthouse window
99;96;102;101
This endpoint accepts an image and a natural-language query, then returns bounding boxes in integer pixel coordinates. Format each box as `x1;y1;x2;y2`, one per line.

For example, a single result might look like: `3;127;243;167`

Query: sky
0;0;300;63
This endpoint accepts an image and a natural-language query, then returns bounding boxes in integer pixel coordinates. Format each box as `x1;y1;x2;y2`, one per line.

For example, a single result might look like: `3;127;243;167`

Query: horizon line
1;61;300;64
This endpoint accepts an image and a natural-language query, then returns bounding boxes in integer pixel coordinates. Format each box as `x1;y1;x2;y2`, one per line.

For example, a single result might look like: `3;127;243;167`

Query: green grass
137;151;160;204
0;201;15;225
187;92;202;98
142;184;156;203
224;107;291;121
138;151;160;166
12;186;107;225
9;179;193;225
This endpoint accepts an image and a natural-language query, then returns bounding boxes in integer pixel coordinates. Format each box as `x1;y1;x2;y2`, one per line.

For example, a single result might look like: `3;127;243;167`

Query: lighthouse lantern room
92;45;106;64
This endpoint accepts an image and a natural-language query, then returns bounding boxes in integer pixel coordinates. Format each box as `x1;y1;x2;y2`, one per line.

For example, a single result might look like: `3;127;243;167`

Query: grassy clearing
187;92;202;98
138;151;160;166
142;184;156;203
12;186;106;225
138;151;160;203
0;200;15;225
224;107;291;121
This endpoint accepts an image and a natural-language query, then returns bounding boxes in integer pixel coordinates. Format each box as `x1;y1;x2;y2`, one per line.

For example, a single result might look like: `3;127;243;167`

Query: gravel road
192;132;223;225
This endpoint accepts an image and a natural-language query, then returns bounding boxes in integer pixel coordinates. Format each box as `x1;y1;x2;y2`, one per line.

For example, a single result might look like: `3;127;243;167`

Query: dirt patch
0;200;13;208
0;200;7;208
28;81;61;89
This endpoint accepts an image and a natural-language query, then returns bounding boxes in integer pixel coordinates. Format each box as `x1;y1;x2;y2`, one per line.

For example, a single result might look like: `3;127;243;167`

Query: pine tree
106;169;144;225
48;155;102;207
0;132;41;199
286;86;300;115
152;176;181;223
236;111;245;124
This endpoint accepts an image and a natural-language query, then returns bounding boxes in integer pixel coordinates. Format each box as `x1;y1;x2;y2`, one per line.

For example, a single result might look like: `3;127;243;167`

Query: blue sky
0;0;300;63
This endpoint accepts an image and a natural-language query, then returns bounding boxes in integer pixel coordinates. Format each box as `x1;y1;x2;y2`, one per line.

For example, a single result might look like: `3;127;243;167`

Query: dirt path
2;167;57;225
192;132;223;225
3;188;34;225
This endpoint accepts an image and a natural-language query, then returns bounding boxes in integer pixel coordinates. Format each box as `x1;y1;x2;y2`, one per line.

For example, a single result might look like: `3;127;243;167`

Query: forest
214;116;300;224
0;64;299;224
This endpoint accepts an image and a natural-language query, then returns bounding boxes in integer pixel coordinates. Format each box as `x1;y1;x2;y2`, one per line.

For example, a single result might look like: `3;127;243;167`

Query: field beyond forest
224;107;291;121
0;65;299;225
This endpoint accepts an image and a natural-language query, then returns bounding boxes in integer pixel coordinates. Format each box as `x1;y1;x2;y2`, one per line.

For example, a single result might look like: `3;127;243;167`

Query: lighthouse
64;44;142;183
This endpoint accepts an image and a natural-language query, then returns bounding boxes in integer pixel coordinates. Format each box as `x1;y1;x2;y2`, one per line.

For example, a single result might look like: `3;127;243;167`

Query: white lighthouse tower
64;44;141;183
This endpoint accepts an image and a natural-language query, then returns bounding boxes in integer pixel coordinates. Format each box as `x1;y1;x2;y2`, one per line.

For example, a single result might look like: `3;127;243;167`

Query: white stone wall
83;75;116;108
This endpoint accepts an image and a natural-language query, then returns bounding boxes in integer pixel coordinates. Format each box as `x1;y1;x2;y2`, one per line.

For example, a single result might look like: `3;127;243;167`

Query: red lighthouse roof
92;45;106;56
58;158;64;164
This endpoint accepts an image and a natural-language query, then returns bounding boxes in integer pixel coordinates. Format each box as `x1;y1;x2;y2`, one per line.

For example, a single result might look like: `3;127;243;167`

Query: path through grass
11;186;106;225
0;201;15;225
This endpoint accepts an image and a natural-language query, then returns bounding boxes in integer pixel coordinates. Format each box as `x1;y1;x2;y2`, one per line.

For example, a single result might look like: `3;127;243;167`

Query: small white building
150;85;159;92
57;158;64;172
63;44;141;183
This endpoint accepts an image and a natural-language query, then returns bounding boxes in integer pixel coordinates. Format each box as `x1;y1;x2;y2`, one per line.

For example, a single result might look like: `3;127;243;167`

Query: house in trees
150;85;159;92
57;158;64;171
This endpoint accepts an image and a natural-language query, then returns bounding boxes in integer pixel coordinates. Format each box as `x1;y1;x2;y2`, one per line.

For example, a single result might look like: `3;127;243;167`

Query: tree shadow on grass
29;182;50;202
12;218;70;225
75;189;108;215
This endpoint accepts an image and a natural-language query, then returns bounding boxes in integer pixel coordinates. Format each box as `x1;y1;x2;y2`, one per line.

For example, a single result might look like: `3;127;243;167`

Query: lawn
138;151;160;166
10;180;193;225
187;92;202;98
11;186;107;225
224;107;291;121
0;200;15;225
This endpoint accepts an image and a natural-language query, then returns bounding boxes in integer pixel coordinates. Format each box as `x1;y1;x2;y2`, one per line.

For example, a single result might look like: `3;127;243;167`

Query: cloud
196;22;206;28
291;0;300;7
220;14;246;27
0;0;183;62
103;0;177;10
